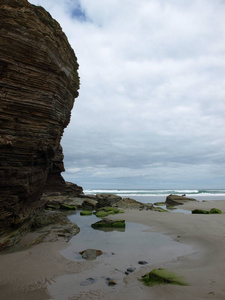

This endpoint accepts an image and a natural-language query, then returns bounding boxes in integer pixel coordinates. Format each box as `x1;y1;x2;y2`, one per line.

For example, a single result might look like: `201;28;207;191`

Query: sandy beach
1;200;225;300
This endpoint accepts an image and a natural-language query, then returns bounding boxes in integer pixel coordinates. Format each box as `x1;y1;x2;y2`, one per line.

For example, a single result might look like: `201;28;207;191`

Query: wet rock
96;194;122;208
166;195;196;206
209;208;222;214
141;268;188;286
192;208;222;214
91;219;126;229
127;267;136;273
114;198;153;210
79;249;103;260
106;278;117;286
95;207;124;218
43;194;84;210
80;278;97;286
59;203;77;210
0;210;80;251
82;198;98;210
138;261;148;265
80;211;92;216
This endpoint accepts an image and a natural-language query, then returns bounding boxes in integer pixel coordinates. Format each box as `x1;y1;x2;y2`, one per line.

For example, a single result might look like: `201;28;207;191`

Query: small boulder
96;193;122;208
209;208;222;214
79;249;103;260
141;268;188;286
138;261;148;265
82;198;98;210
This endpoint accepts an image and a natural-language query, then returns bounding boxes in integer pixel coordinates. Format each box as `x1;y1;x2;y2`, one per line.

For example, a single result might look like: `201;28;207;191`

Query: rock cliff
0;0;79;234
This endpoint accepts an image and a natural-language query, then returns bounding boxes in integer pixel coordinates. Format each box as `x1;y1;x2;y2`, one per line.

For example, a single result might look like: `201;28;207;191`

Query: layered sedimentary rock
0;0;79;234
165;194;196;206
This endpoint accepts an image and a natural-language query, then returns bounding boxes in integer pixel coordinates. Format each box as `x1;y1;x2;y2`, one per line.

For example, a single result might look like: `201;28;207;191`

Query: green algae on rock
154;202;166;206
80;211;92;216
141;268;188;286
209;208;222;214
96;207;124;218
91;219;126;229
60;204;77;210
192;209;209;214
192;208;222;214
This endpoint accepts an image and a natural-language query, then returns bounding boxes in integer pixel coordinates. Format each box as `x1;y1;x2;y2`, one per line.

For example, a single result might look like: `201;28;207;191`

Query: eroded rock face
0;0;79;234
165;194;196;206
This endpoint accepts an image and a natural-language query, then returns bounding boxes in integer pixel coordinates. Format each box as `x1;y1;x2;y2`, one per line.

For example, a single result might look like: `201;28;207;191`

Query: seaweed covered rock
95;207;124;218
141;268;188;286
80;211;92;216
0;0;79;234
192;208;222;214
91;219;126;229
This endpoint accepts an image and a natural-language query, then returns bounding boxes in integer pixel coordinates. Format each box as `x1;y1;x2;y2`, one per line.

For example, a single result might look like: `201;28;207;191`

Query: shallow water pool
48;211;193;299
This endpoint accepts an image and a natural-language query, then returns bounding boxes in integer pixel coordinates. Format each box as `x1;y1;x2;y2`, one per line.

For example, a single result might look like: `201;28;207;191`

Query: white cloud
29;0;225;189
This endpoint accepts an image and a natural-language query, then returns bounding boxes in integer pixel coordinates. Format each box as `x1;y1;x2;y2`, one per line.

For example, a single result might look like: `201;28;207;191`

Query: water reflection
48;211;193;300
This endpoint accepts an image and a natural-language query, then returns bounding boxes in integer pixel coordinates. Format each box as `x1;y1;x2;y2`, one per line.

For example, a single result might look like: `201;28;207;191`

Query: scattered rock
127;267;136;272
125;267;136;274
106;278;117;286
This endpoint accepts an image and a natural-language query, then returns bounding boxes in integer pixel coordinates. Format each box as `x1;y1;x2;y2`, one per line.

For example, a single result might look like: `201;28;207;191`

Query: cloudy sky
30;0;225;190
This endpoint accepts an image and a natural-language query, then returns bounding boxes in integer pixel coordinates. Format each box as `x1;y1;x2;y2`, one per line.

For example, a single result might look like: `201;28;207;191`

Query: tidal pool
47;211;193;299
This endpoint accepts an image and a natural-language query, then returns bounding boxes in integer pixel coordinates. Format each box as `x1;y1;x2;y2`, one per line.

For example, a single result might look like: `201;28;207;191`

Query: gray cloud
30;0;225;189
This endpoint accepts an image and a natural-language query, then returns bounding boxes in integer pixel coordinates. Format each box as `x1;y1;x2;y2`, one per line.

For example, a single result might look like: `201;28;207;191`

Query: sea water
83;188;225;203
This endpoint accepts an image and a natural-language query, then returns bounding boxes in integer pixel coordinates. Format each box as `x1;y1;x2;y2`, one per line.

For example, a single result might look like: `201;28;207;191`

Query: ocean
83;189;225;204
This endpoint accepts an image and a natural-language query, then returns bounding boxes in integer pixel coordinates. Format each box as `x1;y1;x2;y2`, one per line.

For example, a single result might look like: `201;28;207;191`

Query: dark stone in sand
138;261;148;265
126;267;136;273
106;278;117;286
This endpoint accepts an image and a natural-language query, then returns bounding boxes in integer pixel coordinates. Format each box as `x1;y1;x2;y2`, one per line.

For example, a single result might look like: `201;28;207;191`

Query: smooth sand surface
1;200;225;299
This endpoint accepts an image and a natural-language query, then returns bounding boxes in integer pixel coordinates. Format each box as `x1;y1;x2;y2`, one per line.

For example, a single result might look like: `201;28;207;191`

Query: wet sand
1;200;225;299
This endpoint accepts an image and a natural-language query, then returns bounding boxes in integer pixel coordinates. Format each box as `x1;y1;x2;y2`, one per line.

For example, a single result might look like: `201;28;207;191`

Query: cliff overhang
0;0;79;235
